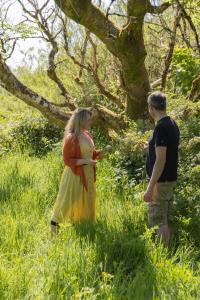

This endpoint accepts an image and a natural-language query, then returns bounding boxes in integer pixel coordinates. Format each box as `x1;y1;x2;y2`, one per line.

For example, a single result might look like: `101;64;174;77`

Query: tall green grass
0;151;200;299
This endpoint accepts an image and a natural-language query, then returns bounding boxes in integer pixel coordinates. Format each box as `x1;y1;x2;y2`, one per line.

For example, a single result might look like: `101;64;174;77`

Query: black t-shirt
146;116;180;182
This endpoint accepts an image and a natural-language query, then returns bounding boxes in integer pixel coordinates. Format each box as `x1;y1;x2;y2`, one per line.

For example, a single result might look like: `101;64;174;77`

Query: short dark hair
147;91;166;111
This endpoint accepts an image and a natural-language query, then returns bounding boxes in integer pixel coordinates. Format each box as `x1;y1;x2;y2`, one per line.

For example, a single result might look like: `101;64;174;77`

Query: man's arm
144;146;167;202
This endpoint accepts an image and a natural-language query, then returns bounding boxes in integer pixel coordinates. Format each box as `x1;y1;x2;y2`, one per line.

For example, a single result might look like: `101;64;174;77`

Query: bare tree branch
47;42;76;110
178;18;193;49
18;0;76;110
89;66;125;109
106;0;116;18
147;1;171;14
161;9;182;90
78;31;90;79
87;35;124;109
176;0;200;54
59;16;124;110
18;0;36;18
39;0;50;11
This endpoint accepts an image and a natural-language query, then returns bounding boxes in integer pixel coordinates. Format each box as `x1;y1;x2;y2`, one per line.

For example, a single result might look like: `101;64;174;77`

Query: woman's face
82;113;92;130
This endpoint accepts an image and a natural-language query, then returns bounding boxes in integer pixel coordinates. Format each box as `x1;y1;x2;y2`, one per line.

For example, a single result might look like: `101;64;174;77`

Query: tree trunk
118;24;150;118
124;69;150;119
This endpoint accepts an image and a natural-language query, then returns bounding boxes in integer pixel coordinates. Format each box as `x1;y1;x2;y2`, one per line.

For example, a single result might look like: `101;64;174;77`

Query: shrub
108;121;151;190
172;47;200;95
0;115;63;157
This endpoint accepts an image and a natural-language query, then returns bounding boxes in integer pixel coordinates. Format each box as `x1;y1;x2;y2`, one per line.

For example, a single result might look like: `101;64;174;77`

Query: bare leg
157;224;170;246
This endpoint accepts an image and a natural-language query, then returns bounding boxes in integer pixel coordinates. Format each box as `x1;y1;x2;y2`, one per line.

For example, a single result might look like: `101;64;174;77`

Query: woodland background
0;0;200;299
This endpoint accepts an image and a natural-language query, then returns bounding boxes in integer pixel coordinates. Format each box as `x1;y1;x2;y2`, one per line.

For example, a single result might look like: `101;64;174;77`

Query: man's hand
144;146;166;203
144;186;154;203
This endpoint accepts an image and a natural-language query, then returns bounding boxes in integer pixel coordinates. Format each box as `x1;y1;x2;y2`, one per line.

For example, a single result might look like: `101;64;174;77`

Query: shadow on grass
74;218;156;300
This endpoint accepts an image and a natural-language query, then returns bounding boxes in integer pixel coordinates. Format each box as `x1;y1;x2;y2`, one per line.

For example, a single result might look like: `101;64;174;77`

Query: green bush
108;121;151;190
172;47;200;95
171;112;200;248
0;115;63;157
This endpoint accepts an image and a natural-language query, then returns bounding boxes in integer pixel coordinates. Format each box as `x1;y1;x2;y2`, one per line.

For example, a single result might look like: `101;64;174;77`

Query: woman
50;108;102;234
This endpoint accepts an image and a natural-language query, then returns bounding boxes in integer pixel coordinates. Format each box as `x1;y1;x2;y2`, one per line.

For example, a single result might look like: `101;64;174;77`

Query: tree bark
117;24;150;118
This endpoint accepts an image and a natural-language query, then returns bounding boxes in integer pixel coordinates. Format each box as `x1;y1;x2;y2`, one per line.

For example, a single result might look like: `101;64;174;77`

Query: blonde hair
64;107;92;141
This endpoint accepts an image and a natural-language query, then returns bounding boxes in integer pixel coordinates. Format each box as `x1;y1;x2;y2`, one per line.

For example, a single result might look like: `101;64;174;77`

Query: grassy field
0;148;200;300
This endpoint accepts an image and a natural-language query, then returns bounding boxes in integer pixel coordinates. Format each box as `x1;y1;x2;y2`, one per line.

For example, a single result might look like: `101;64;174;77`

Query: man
144;91;180;245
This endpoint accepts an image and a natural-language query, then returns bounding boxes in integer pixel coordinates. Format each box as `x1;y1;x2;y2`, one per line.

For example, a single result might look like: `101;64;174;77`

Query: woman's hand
77;158;97;166
84;159;97;165
76;158;97;166
97;150;104;159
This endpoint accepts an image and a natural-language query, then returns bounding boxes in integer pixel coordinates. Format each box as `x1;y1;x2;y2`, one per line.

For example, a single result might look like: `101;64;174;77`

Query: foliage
171;47;200;95
0;114;63;157
108;120;152;191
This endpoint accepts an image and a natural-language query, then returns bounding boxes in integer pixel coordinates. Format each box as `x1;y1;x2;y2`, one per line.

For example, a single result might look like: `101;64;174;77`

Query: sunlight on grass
0;152;200;299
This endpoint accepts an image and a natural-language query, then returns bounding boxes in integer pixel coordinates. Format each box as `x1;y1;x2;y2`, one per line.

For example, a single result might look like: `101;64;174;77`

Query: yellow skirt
51;165;96;223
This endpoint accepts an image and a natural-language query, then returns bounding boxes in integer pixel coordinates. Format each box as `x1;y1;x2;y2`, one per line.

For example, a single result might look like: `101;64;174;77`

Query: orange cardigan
63;131;101;191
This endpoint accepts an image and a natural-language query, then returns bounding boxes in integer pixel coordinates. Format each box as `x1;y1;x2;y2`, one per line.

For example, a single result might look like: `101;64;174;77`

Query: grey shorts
148;181;176;227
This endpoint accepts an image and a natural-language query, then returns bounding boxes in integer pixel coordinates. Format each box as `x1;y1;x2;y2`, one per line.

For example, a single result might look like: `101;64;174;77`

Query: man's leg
157;224;170;246
148;203;170;246
149;182;176;246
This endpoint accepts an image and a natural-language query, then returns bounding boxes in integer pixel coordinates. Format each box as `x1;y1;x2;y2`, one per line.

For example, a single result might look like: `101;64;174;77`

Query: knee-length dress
51;132;99;223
